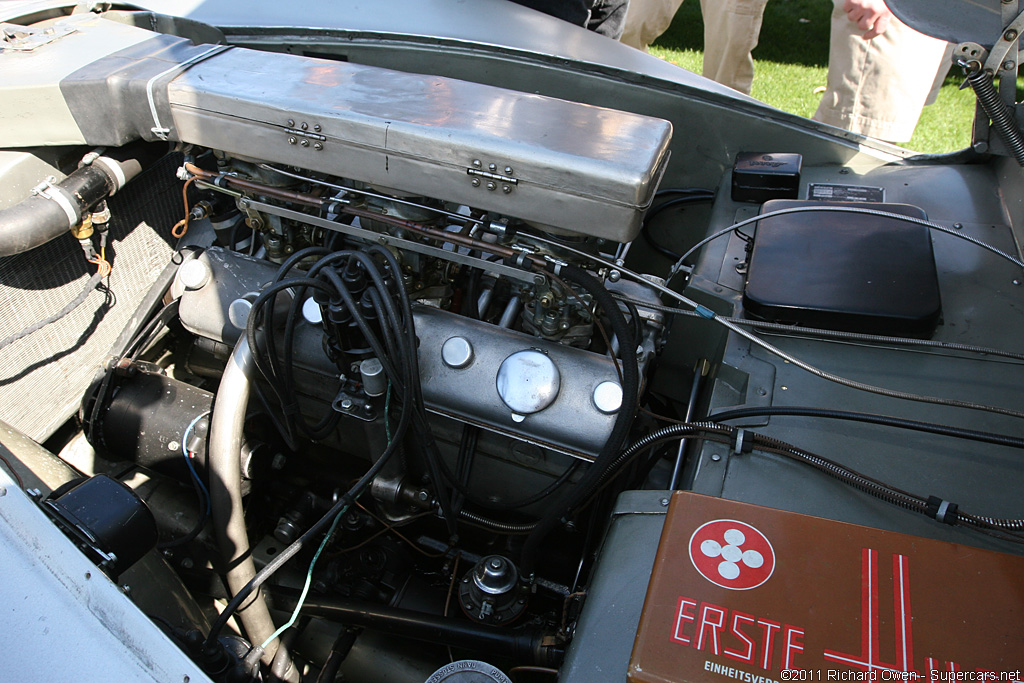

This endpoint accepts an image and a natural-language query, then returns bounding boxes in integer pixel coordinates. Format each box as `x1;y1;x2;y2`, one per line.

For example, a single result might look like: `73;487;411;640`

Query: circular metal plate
495;349;560;415
425;661;513;683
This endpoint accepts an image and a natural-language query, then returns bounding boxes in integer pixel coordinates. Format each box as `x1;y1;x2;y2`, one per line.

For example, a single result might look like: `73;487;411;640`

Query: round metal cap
442;336;474;369
227;298;252;331
495;350;560;415
471;555;519;596
425;661;512;683
178;259;210;291
301;297;323;325
593;380;623;414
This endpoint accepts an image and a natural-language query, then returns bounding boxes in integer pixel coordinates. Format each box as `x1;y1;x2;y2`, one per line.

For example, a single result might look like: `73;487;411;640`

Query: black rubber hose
266;587;563;667
641;194;716;261
0;144;162;257
519;265;640;575
709;406;1024;450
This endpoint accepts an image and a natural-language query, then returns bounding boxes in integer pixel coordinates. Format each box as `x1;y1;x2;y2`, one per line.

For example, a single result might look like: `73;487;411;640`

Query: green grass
647;0;975;153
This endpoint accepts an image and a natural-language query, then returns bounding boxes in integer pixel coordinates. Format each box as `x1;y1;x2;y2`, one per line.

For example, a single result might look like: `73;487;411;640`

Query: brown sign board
629;492;1024;683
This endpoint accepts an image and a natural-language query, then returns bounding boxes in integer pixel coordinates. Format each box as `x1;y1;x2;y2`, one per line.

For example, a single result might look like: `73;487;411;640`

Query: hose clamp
31;176;78;227
93;156;127;194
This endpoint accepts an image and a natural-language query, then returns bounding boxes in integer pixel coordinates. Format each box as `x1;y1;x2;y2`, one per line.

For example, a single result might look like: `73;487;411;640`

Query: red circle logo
688;519;775;590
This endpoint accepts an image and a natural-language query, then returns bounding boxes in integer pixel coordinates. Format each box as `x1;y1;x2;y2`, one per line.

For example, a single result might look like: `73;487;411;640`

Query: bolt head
287;119;295;127
502;184;512;194
471;178;481;187
300;139;309;147
288;137;297;145
504;166;513;175
314;142;323;151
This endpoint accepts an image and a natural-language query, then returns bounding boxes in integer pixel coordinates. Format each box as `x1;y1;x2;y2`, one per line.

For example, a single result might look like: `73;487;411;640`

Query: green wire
260;382;393;650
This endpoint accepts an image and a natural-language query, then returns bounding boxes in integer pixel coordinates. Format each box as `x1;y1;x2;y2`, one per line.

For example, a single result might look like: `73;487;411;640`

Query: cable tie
925;495;959;525
694;304;716;320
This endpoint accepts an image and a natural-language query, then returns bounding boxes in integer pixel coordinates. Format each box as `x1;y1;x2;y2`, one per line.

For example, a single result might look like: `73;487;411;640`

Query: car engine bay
2;4;1024;682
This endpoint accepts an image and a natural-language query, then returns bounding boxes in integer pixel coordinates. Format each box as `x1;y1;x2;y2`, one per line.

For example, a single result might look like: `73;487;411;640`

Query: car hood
887;0;1003;45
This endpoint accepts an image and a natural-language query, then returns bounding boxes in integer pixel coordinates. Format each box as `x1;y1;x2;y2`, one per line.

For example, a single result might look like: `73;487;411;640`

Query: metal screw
954;223;963;230
300;139;309;147
608;270;621;282
288;137;297;145
488;163;497;172
839;167;850;174
660;497;669;507
471;178;481;187
534;275;546;285
502;185;512;194
341;398;353;410
504;166;513;175
314;124;321;132
757;388;767;396
486;181;497;191
1004;61;1016;71
301;122;308;130
472;159;482;167
314;142;323;151
1005;29;1018;42
287;119;295;127
711;454;722;462
84;572;92;580
168;441;178;451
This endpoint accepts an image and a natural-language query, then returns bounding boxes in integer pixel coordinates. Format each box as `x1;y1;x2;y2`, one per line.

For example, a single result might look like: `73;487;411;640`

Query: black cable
619;423;1024;540
0;271;105;351
709;406;1024;450
641;194;716;262
654;188;716;198
203;376;412;651
520;264;640;575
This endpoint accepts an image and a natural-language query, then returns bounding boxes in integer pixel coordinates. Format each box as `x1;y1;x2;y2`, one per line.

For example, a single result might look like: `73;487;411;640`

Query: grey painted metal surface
685;159;1024;557
559;491;669;683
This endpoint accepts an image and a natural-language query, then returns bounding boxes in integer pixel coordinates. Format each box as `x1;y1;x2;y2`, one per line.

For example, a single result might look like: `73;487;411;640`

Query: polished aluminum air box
167;48;672;242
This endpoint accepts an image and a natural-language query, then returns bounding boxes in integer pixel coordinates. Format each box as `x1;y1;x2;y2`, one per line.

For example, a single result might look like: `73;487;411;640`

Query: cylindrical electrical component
99;372;214;478
359;357;387;397
41;473;158;577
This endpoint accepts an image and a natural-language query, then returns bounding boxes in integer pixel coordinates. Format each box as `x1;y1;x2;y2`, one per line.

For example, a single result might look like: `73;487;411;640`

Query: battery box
742;199;941;337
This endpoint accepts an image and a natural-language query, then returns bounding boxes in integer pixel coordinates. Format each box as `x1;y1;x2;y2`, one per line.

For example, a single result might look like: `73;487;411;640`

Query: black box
731;152;802;203
742;199;942;337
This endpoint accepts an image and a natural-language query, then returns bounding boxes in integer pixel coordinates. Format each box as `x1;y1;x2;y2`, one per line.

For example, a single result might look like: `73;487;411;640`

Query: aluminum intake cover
165;47;671;242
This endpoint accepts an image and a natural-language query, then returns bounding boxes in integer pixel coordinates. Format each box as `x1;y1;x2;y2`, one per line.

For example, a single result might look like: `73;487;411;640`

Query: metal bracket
0;23;76;52
981;7;1024;76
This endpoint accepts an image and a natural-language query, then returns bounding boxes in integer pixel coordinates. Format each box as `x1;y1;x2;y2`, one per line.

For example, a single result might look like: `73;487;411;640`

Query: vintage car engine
7;5;1024;683
0;12;679;681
